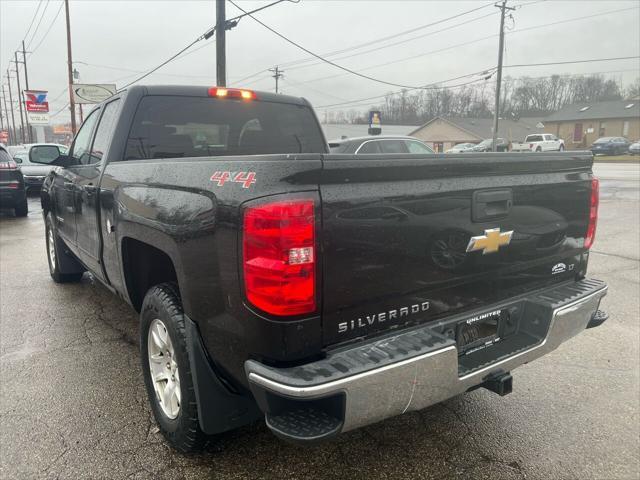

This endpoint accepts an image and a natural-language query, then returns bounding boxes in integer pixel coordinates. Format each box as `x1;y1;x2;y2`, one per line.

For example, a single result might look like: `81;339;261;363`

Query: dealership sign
24;90;50;125
72;84;116;104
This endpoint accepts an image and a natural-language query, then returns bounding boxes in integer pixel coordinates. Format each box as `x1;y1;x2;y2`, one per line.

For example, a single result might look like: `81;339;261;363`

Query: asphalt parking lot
1;163;638;480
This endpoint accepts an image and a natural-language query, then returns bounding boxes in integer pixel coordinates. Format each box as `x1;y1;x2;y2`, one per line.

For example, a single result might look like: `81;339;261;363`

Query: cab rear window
123;95;327;160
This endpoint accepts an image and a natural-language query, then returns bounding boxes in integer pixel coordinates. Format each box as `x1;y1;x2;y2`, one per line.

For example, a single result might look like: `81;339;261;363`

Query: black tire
14;197;28;217
140;283;207;452
536;147;542;152
45;213;84;283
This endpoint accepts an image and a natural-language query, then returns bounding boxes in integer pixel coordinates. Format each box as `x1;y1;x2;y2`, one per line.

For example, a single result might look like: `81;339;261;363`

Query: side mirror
14;157;22;164
29;145;63;166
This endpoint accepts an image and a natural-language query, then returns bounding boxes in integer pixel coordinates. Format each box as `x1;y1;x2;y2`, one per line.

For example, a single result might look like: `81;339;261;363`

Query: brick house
543;99;640;149
408;116;545;152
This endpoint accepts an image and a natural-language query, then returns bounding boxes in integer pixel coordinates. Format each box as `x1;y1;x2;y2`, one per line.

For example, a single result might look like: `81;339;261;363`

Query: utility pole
216;0;226;86
12;55;27;144
3;86;16;144
22;40;34;142
64;0;77;134
5;79;17;145
0;95;4;131
269;66;284;93
491;0;515;152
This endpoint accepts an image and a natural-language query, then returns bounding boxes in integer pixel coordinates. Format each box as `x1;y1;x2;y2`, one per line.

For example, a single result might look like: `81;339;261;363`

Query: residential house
408;116;545;152
543;99;640;149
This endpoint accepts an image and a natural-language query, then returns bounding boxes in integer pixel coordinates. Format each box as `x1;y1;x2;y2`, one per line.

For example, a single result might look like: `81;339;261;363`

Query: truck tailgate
319;152;595;347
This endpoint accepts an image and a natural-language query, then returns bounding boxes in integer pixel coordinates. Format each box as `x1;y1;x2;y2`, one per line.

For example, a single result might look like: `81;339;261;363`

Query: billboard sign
72;84;117;104
24;90;50;125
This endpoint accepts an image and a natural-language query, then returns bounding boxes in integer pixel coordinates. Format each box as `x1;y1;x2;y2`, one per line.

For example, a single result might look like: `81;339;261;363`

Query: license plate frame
456;310;501;354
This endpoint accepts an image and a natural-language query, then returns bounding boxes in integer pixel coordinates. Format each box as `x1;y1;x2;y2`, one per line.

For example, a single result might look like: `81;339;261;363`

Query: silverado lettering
338;301;430;333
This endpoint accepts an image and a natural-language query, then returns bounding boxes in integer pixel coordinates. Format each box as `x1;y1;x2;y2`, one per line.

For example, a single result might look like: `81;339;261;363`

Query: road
1;163;638;480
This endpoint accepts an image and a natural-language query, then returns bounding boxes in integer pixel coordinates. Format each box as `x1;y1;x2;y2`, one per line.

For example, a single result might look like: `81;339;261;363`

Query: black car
469;138;510;152
328;135;434;154
591;137;631;155
0;145;28;217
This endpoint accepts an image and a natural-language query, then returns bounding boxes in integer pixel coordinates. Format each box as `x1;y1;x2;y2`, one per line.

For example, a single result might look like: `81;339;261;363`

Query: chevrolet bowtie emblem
466;228;513;255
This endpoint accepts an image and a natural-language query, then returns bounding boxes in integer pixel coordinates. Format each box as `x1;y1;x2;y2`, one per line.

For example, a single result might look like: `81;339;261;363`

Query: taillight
0;160;17;170
208;87;256;100
243;198;316;316
584;178;599;249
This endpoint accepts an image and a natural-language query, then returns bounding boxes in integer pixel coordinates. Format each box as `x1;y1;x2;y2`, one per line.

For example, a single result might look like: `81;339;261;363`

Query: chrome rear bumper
246;279;607;440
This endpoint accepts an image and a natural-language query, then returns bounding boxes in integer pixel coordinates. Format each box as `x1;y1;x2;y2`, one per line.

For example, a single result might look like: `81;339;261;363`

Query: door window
380;140;410;154
89;99;121;164
69;110;100;165
357;141;381;154
405;140;434;154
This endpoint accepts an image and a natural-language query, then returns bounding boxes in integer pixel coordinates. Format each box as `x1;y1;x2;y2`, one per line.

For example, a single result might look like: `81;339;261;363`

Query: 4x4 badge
466;228;513;255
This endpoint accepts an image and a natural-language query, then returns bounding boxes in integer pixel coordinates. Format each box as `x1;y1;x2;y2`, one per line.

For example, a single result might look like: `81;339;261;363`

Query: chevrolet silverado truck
36;85;608;452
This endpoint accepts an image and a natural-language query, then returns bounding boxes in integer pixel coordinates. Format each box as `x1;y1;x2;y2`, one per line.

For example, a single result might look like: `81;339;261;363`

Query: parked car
328;135;434;154
446;142;475;153
628;139;640;155
512;134;564;152
469;138;509;152
11;143;68;190
590;137;631;155
0;145;28;216
38;85;606;452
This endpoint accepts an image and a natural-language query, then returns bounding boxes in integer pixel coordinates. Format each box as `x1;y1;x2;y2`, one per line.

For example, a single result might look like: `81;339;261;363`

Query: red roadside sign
0;130;8;143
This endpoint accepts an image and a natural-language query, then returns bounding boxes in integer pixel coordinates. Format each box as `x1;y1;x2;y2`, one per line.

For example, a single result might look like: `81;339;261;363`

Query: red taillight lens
208;87;256;100
584;178;599;249
0;161;17;170
243;198;316;316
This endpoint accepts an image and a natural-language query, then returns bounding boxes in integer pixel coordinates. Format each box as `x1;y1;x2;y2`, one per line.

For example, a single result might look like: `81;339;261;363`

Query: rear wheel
45;213;84;283
536;147;542;152
14;197;28;217
140;283;207;452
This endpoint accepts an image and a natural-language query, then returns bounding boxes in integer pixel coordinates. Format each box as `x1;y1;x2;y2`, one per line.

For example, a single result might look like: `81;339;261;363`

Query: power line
228;0;494;91
30;1;64;55
504;56;640;69
22;0;45;43
317;66;639;111
288;11;499;73
279;2;495;70
26;0;51;49
116;0;291;90
316;73;495;109
262;4;640;91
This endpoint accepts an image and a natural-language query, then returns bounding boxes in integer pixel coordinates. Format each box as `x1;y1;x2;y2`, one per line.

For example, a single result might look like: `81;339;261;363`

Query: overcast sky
1;0;639;124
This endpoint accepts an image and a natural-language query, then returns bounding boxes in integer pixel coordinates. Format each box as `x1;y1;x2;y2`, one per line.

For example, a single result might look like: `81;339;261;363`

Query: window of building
599;122;607;137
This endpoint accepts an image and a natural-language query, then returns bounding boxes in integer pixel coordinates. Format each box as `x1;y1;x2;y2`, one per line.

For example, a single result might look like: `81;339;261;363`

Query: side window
380;140;409;154
69;109;100;165
406;140;434;154
88;99;121;164
357;141;381;154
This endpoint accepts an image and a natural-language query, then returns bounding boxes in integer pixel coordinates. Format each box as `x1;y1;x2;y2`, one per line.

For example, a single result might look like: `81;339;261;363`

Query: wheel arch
120;234;183;313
